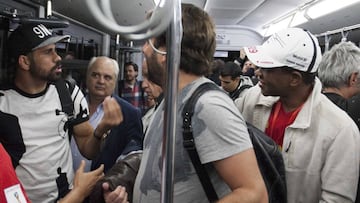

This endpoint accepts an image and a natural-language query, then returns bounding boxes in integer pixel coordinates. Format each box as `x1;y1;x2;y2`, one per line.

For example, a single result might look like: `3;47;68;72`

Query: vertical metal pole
46;0;52;18
115;34;120;62
160;0;182;202
115;34;122;95
101;34;110;57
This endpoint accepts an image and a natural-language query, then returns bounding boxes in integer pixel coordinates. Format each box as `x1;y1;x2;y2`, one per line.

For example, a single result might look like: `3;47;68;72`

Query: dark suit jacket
91;95;143;172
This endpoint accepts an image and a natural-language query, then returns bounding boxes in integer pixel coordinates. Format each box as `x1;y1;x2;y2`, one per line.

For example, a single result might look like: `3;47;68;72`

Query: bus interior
1;1;360;201
1;0;360;85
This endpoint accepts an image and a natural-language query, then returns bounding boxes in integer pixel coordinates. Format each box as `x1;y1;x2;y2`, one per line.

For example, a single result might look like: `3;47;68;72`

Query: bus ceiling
1;0;360;48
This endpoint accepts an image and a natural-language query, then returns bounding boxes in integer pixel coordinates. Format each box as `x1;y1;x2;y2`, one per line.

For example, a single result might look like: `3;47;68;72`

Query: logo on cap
248;47;258;53
32;24;52;39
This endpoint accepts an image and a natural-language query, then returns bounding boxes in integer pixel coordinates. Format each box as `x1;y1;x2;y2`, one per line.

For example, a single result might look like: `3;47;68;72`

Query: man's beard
125;75;135;82
29;62;62;82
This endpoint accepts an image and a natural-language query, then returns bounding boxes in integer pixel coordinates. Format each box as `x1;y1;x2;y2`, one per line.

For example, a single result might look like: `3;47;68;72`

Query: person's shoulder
240;75;254;86
323;92;348;111
322;105;360;138
51;79;77;93
64;79;77;92
113;94;128;104
187;79;229;102
195;84;235;112
113;95;141;113
317;94;357;129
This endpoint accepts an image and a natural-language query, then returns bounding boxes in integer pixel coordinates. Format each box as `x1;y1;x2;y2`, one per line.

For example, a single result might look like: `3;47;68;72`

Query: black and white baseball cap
8;23;70;59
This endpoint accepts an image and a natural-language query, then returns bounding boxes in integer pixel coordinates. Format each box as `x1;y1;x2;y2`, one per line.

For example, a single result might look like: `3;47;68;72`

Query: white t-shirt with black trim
0;83;89;203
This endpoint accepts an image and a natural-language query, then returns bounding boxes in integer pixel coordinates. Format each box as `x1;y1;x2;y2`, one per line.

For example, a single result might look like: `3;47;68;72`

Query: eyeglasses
148;39;167;55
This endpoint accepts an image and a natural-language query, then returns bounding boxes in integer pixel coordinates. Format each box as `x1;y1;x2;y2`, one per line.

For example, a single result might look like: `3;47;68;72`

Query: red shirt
0;144;31;203
265;101;303;148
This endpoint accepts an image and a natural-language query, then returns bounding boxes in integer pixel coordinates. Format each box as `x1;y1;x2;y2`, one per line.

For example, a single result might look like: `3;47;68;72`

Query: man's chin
49;73;63;82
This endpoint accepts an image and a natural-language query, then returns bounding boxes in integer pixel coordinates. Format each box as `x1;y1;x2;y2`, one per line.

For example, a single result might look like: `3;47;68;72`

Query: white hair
87;56;119;80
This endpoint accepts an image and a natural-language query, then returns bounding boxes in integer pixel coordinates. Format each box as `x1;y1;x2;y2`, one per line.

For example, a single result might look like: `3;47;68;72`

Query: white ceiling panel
50;0;360;44
209;8;249;19
205;0;262;9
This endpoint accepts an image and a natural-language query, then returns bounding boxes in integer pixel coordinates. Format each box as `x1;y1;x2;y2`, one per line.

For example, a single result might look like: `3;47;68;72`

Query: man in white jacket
235;28;360;203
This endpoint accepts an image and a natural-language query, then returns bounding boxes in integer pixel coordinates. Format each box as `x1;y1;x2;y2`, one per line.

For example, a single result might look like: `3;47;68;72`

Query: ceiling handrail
315;24;360;38
85;0;174;40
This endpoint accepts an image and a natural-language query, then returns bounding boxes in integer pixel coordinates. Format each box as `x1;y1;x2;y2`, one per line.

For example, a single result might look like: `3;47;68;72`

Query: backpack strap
54;79;75;140
182;82;221;202
55;79;75;118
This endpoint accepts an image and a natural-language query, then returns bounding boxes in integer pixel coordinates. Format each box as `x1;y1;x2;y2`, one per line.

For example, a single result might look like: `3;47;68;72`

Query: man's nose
54;52;61;62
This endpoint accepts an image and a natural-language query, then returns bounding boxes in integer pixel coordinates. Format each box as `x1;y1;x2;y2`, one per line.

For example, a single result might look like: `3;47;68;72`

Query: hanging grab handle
341;29;349;42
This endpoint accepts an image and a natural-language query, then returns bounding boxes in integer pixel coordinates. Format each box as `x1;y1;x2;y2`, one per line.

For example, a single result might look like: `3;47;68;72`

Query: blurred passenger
234;48;259;84
118;61;147;114
318;41;360;129
62;51;77;86
234;48;247;67
88;57;163;203
219;61;253;100
348;94;360;130
71;56;143;173
317;41;360;203
140;58;163;134
242;59;259;84
236;27;360;203
207;59;224;85
133;3;268;203
0;23;123;202
242;59;255;76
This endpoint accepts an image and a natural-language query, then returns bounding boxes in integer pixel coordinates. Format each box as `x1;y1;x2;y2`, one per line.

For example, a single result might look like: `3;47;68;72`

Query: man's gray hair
318;41;360;88
87;56;119;80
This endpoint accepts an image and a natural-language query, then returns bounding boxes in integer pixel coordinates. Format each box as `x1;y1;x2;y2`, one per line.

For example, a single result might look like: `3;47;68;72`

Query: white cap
244;28;322;73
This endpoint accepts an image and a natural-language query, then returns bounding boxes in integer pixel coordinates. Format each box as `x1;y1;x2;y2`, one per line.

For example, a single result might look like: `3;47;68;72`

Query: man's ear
289;71;302;87
349;72;359;87
18;55;31;71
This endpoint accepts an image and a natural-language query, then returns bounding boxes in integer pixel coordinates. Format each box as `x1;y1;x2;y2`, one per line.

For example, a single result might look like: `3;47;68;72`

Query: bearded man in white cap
235;28;360;203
